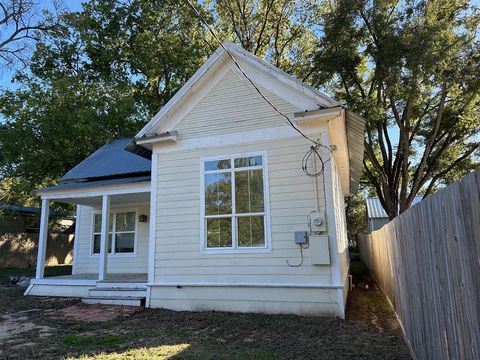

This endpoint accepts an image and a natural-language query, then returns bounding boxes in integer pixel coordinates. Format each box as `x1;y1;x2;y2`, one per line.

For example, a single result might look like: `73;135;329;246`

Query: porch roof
37;175;151;193
61;138;151;182
34;175;151;207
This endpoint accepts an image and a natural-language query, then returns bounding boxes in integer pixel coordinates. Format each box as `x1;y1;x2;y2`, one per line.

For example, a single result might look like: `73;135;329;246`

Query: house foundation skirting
148;285;343;316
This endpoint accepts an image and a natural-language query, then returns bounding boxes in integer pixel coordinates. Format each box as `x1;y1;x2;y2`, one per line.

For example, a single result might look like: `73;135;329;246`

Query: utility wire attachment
302;142;333;177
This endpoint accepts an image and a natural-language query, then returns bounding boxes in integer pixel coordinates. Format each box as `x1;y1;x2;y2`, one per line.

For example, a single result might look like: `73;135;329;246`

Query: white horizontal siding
73;204;149;275
153;135;329;289
173;69;301;140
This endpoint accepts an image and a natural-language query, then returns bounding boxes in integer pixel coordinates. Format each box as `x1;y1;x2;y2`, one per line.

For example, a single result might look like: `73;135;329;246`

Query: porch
28;176;152;306
26;272;148;306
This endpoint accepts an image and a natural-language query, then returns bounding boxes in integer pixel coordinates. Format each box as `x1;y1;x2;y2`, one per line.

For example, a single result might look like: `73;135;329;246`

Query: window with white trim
202;154;268;250
92;211;136;254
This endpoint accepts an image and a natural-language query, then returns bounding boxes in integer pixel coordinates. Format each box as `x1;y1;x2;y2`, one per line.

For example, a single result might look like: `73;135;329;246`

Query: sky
1;0;479;92
0;0;84;89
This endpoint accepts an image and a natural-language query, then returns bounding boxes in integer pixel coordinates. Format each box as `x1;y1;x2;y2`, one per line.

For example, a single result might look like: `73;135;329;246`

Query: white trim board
38;182;151;200
146;282;344;289
30;278;97;286
147;153;158;285
321;131;342;288
152;124;330;154
72;205;81;275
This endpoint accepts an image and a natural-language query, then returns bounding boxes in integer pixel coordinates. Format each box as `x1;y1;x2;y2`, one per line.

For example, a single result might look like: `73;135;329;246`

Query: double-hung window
92;211;136;254
201;153;270;252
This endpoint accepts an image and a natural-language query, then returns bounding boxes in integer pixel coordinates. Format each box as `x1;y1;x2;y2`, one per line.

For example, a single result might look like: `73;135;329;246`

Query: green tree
0;0;208;206
74;0;208;114
313;0;480;219
206;0;321;80
345;192;368;248
0;21;146;206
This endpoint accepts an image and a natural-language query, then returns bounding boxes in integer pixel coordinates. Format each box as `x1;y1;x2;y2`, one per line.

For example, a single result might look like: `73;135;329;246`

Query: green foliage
73;0;208;113
345;192;368;246
207;0;322;80
313;0;480;218
0;36;145;207
0;0;208;207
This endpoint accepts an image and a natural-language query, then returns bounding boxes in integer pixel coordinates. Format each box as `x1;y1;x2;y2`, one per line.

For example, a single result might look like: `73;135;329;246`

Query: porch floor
50;273;147;282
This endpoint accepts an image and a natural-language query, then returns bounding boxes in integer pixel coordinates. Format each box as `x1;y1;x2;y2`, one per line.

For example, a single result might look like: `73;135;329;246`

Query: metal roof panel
366;196;424;219
61;139;151;182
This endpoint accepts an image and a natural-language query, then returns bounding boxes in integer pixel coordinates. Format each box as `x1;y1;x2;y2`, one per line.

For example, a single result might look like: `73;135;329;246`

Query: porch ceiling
54;192;150;207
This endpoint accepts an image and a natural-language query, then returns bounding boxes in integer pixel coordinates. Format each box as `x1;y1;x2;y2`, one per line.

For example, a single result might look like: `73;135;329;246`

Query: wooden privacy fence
0;232;74;268
360;171;480;360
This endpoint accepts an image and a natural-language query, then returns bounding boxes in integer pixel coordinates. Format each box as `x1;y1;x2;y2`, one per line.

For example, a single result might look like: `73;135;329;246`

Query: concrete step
89;288;146;298
96;281;146;289
81;296;144;306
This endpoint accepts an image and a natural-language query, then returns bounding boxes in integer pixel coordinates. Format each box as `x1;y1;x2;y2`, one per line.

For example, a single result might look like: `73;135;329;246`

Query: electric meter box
309;235;330;265
309;211;327;233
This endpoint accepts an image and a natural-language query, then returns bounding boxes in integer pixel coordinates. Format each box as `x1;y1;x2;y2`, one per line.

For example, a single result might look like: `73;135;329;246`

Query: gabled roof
366;196;424;219
61;138;151;182
135;41;341;139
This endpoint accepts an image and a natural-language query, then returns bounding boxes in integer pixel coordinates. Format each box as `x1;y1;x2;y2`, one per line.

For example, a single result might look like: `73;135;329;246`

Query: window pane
116;212;135;231
93;234;113;253
94;214;101;233
94;213;113;232
205;159;231;171
205;173;232;215
93;234;101;253
234;156;262;168
235;169;264;213
238;216;265;247
206;217;232;248
115;233;135;253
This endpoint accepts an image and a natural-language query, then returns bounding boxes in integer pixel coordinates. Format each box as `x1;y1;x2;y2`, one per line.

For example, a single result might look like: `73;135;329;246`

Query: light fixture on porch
139;214;148;222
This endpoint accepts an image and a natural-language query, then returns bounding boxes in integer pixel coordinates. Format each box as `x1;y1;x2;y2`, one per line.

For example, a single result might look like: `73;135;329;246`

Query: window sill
200;247;271;255
90;253;137;258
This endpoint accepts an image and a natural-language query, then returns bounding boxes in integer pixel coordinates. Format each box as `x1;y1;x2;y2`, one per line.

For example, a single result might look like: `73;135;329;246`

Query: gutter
135;131;178;146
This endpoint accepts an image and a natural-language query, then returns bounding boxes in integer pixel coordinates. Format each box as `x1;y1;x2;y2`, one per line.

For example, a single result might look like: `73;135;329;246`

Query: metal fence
360;171;480;360
0;232;73;268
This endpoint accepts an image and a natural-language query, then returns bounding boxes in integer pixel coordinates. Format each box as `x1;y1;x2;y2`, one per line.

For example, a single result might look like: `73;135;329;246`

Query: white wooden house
25;42;365;318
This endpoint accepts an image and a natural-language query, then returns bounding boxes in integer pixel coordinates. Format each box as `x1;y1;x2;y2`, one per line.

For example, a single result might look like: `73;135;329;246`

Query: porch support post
98;195;110;281
35;198;49;279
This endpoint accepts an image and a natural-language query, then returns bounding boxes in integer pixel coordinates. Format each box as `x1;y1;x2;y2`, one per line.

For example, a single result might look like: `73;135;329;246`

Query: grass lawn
0;262;411;359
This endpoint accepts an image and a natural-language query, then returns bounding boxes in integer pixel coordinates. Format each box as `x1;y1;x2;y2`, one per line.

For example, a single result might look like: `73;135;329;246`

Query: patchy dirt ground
0;264;411;359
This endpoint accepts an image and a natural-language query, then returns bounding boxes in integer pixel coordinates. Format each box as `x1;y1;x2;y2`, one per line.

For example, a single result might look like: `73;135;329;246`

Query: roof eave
135;41;341;139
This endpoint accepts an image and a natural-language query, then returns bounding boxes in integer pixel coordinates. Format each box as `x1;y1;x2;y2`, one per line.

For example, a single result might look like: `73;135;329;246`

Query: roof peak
135;41;340;139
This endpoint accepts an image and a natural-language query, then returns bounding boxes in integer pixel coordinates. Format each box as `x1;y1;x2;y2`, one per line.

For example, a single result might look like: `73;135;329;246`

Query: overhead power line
178;0;333;177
